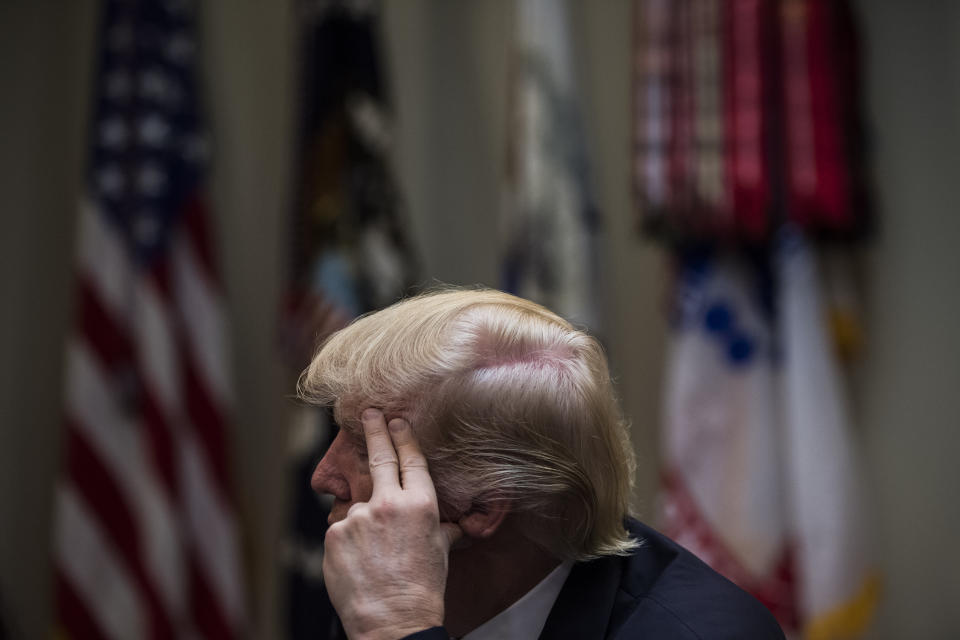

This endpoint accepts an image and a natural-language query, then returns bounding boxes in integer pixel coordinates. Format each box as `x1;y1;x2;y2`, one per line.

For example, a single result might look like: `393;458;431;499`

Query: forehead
334;403;419;438
335;406;447;464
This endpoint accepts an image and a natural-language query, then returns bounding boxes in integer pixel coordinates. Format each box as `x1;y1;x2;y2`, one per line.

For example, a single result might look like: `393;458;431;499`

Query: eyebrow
344;427;368;455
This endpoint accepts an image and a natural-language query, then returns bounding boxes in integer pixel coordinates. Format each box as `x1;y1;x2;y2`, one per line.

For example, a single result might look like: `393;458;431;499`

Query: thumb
439;522;465;550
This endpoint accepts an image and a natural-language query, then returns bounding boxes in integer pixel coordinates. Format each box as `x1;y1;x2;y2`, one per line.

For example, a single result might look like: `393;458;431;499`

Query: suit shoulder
613;593;783;640
614;521;785;639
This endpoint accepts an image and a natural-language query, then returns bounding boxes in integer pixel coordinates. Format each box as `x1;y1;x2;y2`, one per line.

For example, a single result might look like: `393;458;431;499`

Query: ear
457;498;511;539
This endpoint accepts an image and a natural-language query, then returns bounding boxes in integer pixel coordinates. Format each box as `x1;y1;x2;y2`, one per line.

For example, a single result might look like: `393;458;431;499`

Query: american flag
53;1;246;638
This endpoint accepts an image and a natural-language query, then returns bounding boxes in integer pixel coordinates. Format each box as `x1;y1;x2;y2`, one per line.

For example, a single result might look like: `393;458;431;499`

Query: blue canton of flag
92;0;208;264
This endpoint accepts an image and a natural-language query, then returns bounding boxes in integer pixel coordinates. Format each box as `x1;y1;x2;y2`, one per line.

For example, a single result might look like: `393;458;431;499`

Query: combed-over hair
298;288;638;561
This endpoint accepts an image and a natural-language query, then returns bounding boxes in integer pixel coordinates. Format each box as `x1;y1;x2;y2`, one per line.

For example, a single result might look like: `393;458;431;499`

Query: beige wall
1;1;958;638
199;2;297;637
854;2;960;636
0;1;96;636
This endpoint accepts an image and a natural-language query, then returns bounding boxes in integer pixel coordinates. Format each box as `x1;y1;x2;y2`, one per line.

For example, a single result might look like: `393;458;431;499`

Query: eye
349;433;369;459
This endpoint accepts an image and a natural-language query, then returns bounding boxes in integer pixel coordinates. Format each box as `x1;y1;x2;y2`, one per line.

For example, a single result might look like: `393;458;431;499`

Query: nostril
311;462;350;501
329;477;350;501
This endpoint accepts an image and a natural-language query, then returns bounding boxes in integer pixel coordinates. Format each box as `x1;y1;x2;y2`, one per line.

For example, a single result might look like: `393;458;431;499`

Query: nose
310;431;351;501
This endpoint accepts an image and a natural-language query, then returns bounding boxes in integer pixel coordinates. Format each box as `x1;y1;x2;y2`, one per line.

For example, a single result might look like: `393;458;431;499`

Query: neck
443;521;561;638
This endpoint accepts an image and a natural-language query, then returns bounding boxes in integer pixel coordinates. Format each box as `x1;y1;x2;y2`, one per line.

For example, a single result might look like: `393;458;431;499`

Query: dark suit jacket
405;519;785;639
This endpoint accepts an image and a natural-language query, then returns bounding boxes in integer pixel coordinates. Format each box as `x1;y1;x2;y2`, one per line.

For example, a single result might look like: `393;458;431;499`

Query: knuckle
372;497;398;519
399;455;428;476
324;522;342;544
353;601;381;625
401;455;429;470
367;452;398;469
408;493;435;512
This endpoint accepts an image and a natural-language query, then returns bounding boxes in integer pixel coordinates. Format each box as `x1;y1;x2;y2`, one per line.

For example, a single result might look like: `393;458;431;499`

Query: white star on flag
139;114;170;147
97;166;125;197
140;70;170;103
137;163;166;196
100;119;128;149
105;71;132;100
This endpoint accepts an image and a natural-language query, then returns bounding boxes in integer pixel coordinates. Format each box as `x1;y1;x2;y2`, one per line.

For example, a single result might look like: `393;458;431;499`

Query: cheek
350;461;374;503
341;436;374;503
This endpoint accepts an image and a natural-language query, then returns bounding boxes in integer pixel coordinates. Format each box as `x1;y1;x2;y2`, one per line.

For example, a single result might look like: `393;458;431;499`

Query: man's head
302;288;638;561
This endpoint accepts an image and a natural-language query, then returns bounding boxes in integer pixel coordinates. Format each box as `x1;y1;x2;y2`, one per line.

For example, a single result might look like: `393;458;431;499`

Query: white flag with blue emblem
659;233;879;637
659;250;796;625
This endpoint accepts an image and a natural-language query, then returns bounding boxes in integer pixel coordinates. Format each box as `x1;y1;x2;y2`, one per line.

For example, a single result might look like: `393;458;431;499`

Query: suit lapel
537;554;623;640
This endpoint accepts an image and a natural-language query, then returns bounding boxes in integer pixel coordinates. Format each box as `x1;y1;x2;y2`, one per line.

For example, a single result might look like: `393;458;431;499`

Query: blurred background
1;0;958;639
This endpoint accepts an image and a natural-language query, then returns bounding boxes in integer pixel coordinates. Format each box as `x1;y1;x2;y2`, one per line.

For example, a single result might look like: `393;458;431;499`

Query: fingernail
362;408;381;421
388;418;408;433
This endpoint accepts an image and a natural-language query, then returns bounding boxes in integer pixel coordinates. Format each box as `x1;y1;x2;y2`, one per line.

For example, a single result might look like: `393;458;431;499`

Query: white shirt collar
461;560;573;640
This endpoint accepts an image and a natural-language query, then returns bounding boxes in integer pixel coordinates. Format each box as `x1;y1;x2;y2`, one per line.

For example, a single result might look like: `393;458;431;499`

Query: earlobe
457;499;510;539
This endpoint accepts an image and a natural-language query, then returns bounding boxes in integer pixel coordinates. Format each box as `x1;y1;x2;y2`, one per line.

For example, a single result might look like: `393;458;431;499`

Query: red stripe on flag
189;553;235;640
181;348;230;492
139;385;179;499
182;194;220;288
57;571;109;640
147;247;174;301
132;255;180;500
76;274;180;500
64;422;176;640
64;423;139;562
77;277;132;371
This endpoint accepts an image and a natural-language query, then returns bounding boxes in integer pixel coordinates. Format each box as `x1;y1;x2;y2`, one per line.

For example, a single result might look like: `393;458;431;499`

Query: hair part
298;287;638;561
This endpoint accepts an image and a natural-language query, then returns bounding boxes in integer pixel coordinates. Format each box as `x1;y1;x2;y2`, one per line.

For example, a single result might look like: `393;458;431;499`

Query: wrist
345;593;444;640
353;621;443;640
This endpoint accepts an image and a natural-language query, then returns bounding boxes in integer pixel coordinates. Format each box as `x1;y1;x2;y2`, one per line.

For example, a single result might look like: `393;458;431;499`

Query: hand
322;408;463;640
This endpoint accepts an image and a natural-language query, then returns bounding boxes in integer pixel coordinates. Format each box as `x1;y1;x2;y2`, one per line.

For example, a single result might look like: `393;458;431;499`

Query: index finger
360;408;400;495
387;418;437;499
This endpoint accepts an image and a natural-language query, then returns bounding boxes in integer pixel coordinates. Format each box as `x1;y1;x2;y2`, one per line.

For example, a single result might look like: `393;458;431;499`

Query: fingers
387;418;436;498
362;409;439;502
361;409;400;495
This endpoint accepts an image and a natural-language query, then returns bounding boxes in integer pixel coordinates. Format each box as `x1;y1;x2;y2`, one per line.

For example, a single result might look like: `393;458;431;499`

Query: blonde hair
299;288;638;561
